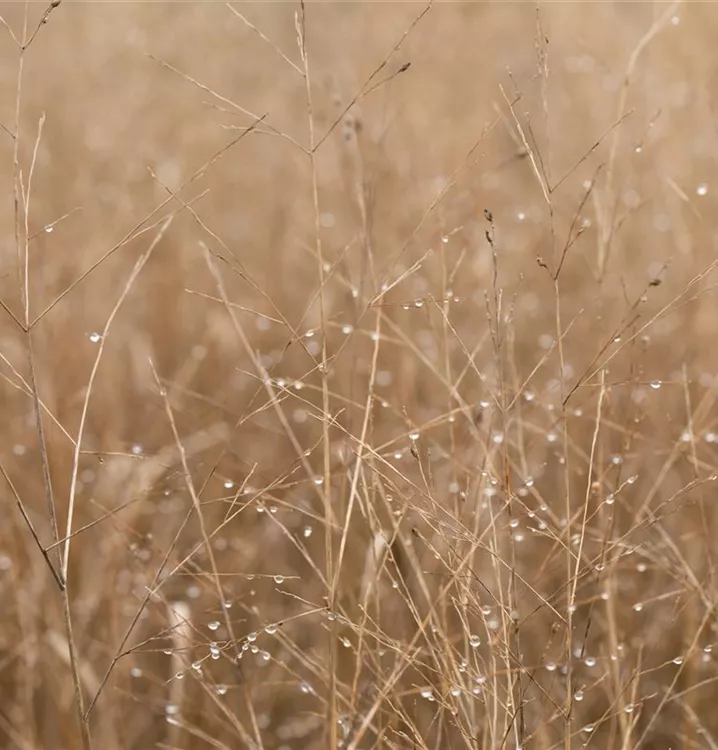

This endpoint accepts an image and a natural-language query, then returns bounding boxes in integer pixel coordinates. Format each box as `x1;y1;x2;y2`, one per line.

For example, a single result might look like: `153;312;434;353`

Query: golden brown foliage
1;2;718;749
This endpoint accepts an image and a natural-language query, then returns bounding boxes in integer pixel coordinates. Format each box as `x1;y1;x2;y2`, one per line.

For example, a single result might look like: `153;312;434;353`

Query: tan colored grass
1;1;718;748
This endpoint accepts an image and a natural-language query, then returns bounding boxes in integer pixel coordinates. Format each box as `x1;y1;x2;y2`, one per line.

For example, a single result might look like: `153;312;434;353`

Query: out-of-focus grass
1;2;718;748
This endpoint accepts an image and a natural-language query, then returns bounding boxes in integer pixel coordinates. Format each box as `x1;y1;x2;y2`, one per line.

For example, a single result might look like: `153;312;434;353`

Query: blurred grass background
1;1;718;748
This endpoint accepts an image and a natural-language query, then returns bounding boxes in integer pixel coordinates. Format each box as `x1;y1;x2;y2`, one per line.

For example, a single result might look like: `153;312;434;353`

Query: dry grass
1;1;718;748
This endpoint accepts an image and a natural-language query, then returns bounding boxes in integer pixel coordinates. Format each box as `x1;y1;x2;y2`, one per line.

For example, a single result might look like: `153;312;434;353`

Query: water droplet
130;667;143;677
441;235;449;243
247;632;257;642
300;681;312;694
165;703;180;715
341;637;351;648
208;621;220;631
216;684;228;695
627;475;638;484
341;324;353;335
89;332;102;343
409;431;420;441
469;634;481;648
574;689;584;702
697;183;708;196
313;476;324;486
582;724;595;735
605;493;615;505
274;575;285;584
672;656;684;665
192;660;202;671
223;480;234;489
303;525;313;538
625;703;635;714
420;688;433;700
584;656;596;667
650;380;662;390
517;211;526;221
633;603;644;612
265;624;278;635
546;661;557;672
44;224;54;233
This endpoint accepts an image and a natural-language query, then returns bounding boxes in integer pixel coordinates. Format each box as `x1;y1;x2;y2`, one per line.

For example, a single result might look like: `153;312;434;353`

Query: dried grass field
1;1;718;748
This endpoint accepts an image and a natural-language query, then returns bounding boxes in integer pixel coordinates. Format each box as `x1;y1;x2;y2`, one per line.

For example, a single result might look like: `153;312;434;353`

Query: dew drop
208;621;220;631
469;634;481;648
223;480;234;490
650;380;662;390
303;525;313;538
89;332;102;343
265;624;278;635
216;684;228;695
697;183;708;196
274;575;285;584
